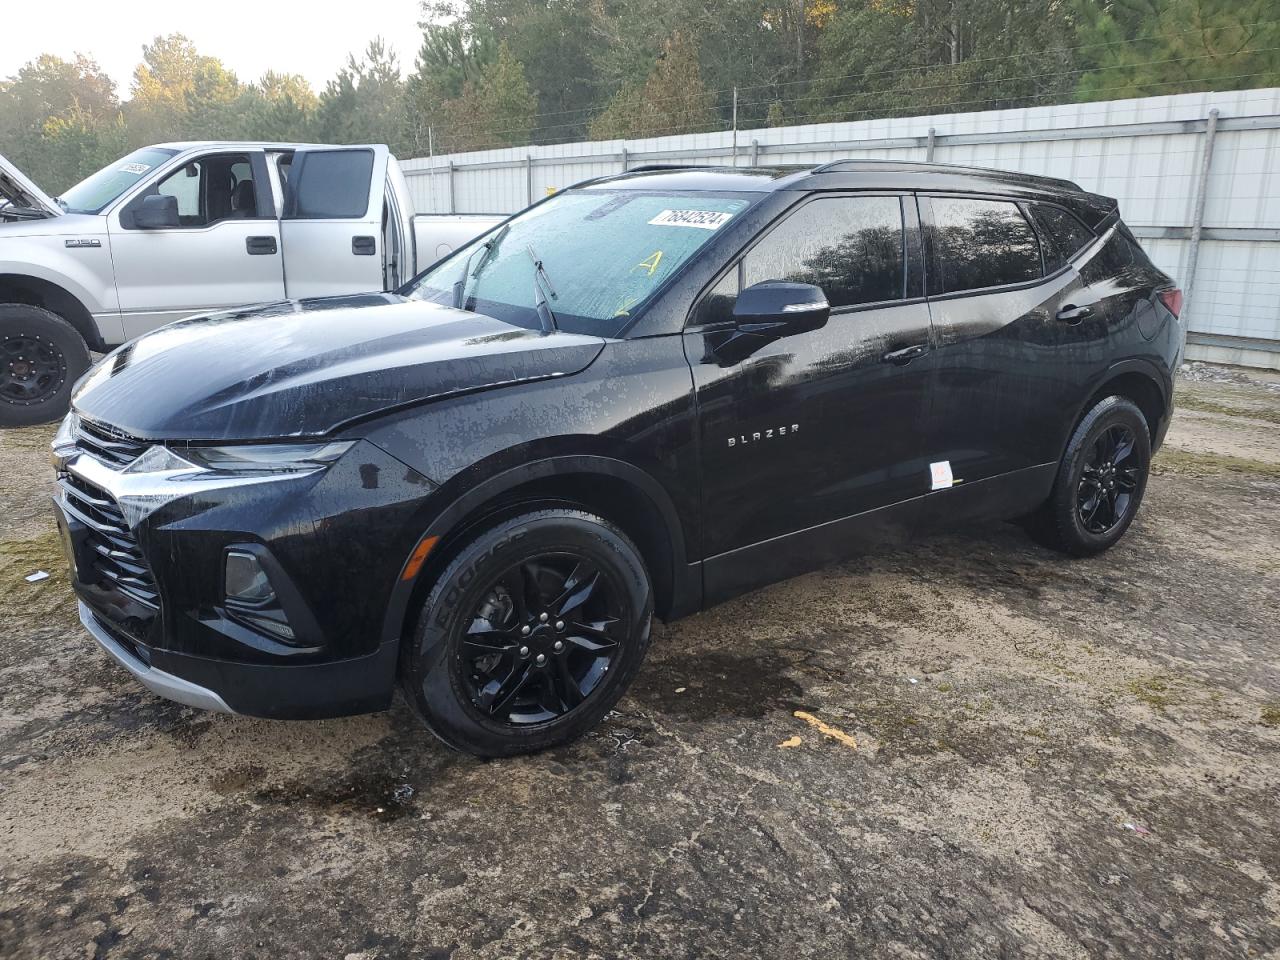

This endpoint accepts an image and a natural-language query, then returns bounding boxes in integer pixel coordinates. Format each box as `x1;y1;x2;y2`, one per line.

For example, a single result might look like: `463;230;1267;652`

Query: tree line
2;0;1276;193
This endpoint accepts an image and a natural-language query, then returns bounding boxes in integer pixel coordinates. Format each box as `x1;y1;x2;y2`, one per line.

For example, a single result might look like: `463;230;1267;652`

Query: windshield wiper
452;223;510;309
526;244;559;334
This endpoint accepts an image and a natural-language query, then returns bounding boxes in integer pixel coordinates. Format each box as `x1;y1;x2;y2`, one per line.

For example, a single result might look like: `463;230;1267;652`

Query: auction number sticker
648;209;734;230
118;162;151;175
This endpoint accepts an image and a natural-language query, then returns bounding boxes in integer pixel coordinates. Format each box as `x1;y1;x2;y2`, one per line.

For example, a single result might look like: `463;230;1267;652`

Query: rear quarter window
1029;203;1096;271
929;197;1041;294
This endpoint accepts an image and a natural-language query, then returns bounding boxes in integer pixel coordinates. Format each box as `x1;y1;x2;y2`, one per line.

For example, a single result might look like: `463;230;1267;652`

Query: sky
2;1;426;97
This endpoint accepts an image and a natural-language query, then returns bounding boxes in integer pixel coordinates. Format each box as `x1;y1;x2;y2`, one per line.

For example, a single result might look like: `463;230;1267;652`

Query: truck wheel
401;508;654;757
0;304;90;427
1035;395;1151;556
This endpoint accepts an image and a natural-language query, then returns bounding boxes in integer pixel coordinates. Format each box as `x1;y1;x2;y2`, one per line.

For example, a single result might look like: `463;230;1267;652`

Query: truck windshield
405;189;754;336
58;147;179;214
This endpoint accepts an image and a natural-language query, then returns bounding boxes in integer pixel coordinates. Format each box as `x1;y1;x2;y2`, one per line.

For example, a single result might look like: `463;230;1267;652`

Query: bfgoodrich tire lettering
402;508;653;757
0;304;91;426
1040;395;1151;556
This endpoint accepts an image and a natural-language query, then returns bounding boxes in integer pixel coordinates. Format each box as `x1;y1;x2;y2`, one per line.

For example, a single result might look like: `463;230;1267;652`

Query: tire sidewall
0;305;91;426
1053;396;1151;555
404;509;653;757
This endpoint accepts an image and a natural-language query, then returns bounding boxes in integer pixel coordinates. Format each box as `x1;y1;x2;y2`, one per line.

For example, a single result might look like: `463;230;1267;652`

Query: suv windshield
405;188;754;335
59;147;179;214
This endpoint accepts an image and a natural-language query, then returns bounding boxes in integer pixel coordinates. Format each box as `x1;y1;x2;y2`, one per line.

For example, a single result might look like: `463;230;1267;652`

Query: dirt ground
2;363;1278;960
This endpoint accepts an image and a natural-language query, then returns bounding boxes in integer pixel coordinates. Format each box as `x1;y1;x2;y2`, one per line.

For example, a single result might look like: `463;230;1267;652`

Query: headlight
50;411;79;469
68;439;357;531
174;441;354;475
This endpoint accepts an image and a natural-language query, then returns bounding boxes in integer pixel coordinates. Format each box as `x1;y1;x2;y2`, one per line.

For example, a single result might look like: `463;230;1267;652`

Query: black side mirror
134;194;179;229
732;280;830;336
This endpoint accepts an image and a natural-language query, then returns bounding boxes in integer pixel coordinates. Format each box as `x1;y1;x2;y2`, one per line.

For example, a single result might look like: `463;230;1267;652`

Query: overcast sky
2;1;426;96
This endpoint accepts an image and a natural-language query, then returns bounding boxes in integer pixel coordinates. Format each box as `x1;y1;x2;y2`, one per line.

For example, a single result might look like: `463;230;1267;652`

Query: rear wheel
402;508;653;757
1036;395;1151;556
0;304;90;427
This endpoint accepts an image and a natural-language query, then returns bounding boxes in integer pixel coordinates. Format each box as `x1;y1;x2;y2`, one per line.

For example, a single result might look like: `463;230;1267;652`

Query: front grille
59;471;159;608
75;417;148;467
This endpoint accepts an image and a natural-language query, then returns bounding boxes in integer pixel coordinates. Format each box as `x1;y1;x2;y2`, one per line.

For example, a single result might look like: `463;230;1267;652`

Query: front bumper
79;601;401;718
54;428;437;718
80;601;234;713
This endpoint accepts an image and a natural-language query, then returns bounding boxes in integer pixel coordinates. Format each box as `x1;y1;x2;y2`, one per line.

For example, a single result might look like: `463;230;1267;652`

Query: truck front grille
75;417;148;467
58;471;159;609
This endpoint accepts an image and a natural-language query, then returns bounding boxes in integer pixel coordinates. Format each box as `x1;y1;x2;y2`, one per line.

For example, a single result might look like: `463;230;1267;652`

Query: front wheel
402;508;654;757
0;304;91;427
1037;395;1152;556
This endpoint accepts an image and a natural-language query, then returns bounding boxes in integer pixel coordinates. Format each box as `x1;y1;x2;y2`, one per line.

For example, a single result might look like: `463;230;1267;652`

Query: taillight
1158;288;1183;318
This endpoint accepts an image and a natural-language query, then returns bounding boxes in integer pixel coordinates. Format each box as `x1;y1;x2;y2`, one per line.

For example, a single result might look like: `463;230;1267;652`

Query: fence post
750;139;759;166
447;161;456;214
621;145;628;172
731;87;739;167
526;154;533;205
926;127;936;162
1183;107;1220;343
427;125;436;213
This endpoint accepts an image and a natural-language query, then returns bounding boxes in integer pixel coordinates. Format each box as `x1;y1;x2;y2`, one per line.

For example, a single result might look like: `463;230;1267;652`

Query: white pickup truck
0;143;502;425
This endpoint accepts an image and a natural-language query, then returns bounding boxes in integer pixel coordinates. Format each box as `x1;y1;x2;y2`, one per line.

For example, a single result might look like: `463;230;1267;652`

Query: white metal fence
402;88;1280;368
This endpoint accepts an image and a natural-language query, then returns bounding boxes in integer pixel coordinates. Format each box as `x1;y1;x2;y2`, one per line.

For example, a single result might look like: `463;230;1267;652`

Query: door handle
1056;304;1093;324
245;235;277;255
882;343;929;365
352;235;376;256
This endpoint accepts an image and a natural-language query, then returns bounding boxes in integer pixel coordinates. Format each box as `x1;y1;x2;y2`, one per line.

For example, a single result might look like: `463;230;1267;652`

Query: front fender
0;228;121;343
378;453;695;648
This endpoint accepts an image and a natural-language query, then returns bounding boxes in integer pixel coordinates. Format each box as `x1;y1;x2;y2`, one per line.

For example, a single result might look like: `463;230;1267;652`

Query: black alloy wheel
0;304;91;427
1035;394;1152;556
1076;423;1140;534
461;554;621;726
1;333;67;408
403;508;653;757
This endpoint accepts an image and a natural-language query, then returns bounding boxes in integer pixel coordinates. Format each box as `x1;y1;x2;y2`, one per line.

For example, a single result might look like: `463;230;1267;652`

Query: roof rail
810;158;1081;190
623;164;713;173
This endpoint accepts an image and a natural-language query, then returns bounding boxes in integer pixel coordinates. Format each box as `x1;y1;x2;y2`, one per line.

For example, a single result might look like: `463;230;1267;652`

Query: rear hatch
0;153;62;220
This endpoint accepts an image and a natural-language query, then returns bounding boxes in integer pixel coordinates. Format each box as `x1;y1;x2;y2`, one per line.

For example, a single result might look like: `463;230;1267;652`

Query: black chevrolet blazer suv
51;161;1183;756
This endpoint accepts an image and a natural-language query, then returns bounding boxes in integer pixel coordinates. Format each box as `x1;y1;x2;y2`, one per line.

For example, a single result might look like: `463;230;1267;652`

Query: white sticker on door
930;460;955;491
647;209;734;230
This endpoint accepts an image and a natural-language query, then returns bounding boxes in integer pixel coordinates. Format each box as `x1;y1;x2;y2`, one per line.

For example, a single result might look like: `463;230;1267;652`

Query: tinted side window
1079;225;1160;287
285;149;373;219
1029;203;1096;270
930;197;1041;294
742;196;905;308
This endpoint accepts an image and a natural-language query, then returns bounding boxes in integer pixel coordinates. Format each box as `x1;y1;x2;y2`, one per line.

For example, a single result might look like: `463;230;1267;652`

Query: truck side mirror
134;194;179;229
732;281;830;337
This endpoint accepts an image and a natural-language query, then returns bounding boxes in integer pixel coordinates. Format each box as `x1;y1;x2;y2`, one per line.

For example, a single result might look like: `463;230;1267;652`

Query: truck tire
401;508;654;757
0;304;90;427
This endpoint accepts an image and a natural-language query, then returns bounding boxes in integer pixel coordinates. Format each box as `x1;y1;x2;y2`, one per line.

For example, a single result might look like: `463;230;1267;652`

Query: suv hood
72;294;608;440
0;153;62;219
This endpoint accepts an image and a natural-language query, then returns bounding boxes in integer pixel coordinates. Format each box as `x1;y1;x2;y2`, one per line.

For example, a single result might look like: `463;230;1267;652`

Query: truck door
279;146;389;299
108;150;285;340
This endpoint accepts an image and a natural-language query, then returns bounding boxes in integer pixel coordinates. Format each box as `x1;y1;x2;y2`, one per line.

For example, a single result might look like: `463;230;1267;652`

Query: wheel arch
0;273;103;351
381;455;700;652
1074;359;1170;450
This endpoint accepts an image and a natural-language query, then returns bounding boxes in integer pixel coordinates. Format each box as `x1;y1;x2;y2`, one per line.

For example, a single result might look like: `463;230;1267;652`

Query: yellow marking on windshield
612;294;640;318
632;250;664;277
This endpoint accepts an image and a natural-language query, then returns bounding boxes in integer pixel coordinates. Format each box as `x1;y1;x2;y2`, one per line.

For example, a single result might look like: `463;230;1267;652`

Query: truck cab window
126;153;259;228
283;149;373;219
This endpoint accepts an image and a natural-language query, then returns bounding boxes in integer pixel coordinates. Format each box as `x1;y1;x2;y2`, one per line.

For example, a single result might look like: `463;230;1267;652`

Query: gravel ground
2;367;1278;960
